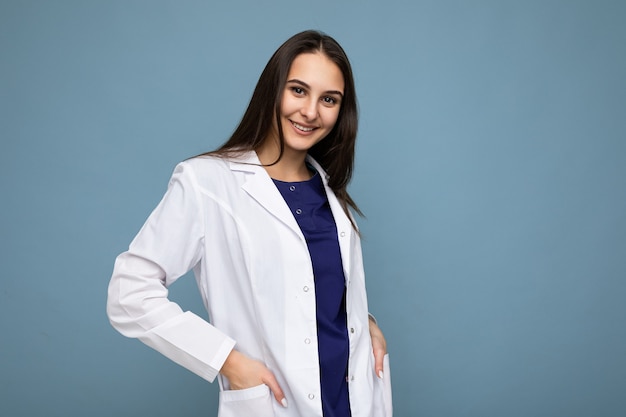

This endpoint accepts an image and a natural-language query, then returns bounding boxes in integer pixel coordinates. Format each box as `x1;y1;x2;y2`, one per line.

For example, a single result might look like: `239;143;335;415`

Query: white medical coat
107;151;392;417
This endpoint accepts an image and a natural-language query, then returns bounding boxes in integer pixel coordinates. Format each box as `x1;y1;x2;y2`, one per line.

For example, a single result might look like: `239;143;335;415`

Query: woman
107;30;392;417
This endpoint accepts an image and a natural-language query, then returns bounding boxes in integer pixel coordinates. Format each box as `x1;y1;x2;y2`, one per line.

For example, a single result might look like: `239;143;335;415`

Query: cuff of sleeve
140;311;236;382
368;312;378;325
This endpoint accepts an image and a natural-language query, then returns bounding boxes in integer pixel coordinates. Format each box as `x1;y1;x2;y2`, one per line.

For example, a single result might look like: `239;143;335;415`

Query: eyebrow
287;79;344;97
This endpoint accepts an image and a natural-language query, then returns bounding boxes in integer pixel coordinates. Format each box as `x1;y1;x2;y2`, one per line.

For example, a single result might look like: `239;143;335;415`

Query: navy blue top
273;172;351;417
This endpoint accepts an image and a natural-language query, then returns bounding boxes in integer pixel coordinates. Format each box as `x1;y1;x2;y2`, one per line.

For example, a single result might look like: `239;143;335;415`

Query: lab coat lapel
306;156;353;278
229;152;305;240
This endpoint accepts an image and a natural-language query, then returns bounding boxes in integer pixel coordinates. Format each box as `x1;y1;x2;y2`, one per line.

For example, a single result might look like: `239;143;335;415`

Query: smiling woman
258;52;345;181
107;30;392;417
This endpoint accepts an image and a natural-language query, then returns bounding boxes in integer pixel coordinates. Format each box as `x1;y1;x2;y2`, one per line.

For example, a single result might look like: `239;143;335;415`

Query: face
277;52;344;156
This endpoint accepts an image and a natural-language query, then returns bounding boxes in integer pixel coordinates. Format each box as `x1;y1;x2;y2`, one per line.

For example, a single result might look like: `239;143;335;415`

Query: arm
106;162;235;382
108;162;287;406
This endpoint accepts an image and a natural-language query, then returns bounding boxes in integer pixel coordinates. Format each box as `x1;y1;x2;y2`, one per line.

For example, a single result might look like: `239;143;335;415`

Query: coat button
350;327;355;334
308;393;315;400
340;231;346;237
304;338;311;344
289;185;296;191
295;208;302;215
303;286;309;292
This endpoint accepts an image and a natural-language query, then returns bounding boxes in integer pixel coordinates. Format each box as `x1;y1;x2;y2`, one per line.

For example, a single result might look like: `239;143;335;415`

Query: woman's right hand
220;349;287;408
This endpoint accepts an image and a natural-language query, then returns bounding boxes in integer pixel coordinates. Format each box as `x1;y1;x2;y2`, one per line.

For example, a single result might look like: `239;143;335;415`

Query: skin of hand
220;320;387;408
220;350;288;408
369;316;388;379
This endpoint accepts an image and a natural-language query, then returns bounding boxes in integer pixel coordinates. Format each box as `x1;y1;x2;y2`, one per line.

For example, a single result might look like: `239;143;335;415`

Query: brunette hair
206;30;362;218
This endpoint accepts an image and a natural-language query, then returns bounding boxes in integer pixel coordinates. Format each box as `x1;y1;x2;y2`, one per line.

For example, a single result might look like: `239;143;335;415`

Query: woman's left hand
369;316;387;379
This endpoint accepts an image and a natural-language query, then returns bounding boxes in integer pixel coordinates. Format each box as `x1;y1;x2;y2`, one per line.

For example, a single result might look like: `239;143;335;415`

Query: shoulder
179;150;258;172
172;152;255;192
158;156;228;195
177;155;229;175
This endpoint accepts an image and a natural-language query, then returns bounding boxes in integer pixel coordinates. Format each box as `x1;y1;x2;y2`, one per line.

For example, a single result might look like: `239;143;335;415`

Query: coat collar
228;151;303;240
228;151;353;277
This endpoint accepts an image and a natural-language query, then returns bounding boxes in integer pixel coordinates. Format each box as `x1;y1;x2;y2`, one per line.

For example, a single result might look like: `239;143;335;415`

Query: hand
369;316;387;379
220;350;287;407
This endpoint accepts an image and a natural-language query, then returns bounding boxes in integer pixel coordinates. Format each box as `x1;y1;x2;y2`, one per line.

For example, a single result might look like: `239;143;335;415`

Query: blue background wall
1;1;625;416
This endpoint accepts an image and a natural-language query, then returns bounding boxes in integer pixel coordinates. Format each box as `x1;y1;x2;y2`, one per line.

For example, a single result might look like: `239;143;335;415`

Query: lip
289;120;317;134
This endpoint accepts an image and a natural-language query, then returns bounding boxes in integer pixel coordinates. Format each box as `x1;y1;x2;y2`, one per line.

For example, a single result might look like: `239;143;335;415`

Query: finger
374;347;385;379
263;373;287;408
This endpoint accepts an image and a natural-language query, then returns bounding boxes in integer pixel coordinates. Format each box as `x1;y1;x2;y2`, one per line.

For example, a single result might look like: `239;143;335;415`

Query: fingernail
281;398;288;408
378;370;384;379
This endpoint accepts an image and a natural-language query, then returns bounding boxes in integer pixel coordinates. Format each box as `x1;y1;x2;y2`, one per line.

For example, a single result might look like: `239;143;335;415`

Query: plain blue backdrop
1;1;625;416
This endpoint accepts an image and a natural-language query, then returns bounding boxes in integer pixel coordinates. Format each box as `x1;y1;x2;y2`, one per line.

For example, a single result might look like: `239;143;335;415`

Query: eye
322;96;338;106
290;86;305;95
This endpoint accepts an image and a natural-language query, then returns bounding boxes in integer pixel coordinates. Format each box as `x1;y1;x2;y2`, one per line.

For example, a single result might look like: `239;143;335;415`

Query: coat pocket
218;384;276;417
373;354;393;417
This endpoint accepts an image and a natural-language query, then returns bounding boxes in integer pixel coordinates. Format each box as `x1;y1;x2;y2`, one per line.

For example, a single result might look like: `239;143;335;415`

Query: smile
290;121;316;132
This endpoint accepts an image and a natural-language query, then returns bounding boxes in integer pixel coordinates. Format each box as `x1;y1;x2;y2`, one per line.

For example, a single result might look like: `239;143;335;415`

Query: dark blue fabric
273;172;351;417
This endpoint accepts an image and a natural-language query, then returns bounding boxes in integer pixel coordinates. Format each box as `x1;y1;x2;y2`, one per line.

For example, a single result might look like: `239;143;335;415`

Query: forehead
287;52;344;92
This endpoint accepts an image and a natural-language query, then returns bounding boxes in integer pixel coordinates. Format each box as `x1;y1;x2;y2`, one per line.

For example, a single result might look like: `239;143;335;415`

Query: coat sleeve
106;161;235;382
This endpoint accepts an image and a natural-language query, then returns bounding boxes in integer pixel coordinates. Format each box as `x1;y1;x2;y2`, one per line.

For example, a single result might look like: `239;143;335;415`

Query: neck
256;139;311;182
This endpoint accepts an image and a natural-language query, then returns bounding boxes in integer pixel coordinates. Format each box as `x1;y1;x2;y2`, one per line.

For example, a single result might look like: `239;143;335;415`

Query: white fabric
107;151;392;416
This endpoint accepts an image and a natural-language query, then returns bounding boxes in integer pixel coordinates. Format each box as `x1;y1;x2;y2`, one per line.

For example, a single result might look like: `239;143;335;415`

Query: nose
300;98;318;120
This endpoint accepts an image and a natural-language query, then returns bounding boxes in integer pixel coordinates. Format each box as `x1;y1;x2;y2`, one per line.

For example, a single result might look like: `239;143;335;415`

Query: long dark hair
205;30;362;218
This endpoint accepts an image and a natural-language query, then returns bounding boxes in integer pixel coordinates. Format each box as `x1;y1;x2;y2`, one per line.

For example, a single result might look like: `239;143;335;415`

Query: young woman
107;30;392;417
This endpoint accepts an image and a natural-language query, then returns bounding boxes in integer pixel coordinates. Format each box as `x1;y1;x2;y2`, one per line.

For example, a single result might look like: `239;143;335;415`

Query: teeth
292;121;314;132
